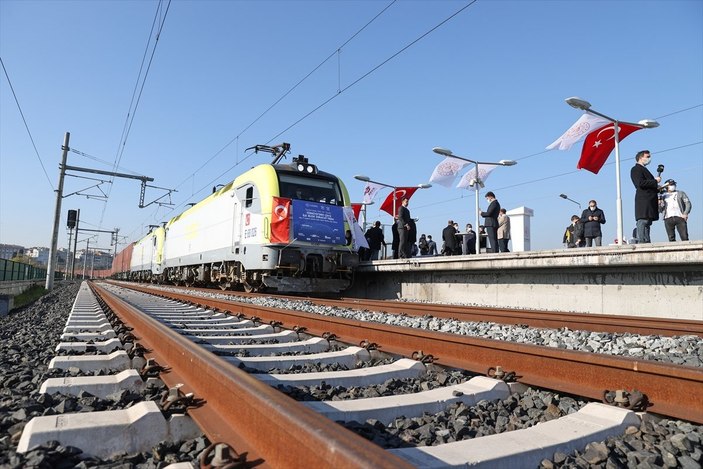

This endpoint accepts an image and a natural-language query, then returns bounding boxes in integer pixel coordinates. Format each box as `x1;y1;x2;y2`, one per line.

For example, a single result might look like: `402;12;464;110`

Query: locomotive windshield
278;173;343;205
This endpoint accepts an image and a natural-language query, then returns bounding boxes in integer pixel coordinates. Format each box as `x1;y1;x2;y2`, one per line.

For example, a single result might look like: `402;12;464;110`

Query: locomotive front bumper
261;275;351;293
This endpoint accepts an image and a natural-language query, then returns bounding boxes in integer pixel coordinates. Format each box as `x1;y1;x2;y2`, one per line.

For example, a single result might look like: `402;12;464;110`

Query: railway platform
350;241;703;320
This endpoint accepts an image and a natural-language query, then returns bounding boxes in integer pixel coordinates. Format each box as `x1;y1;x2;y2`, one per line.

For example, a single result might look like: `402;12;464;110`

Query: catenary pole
45;132;70;290
71;209;80;279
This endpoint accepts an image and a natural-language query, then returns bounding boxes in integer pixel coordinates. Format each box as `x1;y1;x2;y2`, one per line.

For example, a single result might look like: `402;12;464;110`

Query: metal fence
0;259;48;281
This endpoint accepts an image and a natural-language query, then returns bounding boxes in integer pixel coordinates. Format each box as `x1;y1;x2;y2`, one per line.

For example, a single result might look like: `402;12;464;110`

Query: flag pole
474;162;481;254
564;97;660;246
613;120;624;245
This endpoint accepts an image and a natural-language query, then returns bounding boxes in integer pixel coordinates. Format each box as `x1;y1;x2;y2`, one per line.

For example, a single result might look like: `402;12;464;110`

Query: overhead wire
171;0;399;194
0;56;54;190
410;139;703;214
166;0;478;217
98;0;172;228
266;0;478;144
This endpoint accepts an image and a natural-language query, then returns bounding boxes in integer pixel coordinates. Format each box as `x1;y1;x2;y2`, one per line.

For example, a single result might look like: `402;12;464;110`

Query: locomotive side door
231;194;241;253
232;185;253;252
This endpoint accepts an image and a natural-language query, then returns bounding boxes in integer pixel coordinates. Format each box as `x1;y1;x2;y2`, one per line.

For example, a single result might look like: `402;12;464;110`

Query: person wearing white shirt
659;179;692;242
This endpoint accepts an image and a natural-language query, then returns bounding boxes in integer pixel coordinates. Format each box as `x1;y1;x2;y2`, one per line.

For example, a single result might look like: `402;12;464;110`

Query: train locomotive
112;143;359;293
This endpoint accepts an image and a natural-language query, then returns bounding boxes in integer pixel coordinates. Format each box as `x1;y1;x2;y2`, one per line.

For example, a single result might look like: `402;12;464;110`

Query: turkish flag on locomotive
578;122;642;174
380;187;419;217
270;197;291;243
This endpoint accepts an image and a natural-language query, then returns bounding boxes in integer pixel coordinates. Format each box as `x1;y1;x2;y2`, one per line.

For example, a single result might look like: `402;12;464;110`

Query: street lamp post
359;201;374;231
565;97;659;244
559;193;582;210
353;175;431;218
432;147;517;253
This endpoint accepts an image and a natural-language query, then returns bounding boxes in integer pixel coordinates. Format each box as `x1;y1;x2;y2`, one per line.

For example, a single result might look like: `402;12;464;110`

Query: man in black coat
397;198;412;258
364;221;386;261
480;191;501;253
579;200;606;247
442;220;457;256
630;150;661;243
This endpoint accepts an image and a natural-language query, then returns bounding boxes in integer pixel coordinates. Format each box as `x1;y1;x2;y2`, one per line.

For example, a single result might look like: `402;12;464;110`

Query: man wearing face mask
630;150;661;243
659;179;692;242
579;200;606;247
480;192;501;253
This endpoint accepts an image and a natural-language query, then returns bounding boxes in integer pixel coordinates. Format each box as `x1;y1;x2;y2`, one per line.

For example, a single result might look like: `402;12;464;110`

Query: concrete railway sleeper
11;280;700;467
110;281;703;422
12;281;702;468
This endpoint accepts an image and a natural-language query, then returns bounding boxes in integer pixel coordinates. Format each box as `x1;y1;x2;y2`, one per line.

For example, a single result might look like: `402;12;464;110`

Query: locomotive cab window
245;187;254;208
278;174;343;205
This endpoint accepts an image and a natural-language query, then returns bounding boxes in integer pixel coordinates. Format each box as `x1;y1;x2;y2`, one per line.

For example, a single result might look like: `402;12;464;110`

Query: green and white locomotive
124;143;359;293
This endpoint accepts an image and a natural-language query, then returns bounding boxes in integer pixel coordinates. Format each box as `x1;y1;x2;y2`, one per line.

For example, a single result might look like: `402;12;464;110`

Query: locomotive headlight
297;163;305;172
306;165;313;173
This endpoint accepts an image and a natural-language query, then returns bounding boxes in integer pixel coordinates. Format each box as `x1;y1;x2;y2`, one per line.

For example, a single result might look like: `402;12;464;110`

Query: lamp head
498;159;517;166
418;183;432;189
638;119;660;129
354;175;371;182
565;97;592;110
432;147;453;157
560;194;568;199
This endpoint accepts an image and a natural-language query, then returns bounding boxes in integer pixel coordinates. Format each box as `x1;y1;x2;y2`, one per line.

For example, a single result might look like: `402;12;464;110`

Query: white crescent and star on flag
273;204;288;220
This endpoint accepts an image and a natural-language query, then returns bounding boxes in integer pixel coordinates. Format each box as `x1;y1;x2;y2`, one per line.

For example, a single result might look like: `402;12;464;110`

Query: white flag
457;164;498;191
362;182;383;204
342;206;369;250
546;113;610;151
429;157;471;188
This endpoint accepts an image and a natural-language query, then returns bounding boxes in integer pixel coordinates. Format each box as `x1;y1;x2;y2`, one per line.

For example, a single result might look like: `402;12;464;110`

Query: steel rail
117;282;703;424
90;282;414;469
334;297;703;337
152;283;703;337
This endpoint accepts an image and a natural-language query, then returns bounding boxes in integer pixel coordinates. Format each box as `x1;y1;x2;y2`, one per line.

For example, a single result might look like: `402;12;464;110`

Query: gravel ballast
146;285;703;368
0;281;208;468
2;281;701;468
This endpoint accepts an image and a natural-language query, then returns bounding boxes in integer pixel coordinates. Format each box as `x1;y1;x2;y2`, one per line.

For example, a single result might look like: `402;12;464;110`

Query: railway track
106;282;703;422
17;281;703;468
160;283;703;338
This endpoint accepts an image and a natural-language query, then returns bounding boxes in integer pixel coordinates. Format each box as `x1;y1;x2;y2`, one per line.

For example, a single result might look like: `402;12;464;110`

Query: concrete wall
0;280;40;317
348;242;703;320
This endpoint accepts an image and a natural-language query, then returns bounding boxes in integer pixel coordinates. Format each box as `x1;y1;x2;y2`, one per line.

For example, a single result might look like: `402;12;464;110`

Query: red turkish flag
351;203;362;220
380;187;419;217
270;197;291;243
578;123;642;174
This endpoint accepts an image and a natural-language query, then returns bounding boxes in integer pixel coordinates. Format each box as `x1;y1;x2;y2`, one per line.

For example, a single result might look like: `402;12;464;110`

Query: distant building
26;247;50;266
74;249;114;273
0;244;24;260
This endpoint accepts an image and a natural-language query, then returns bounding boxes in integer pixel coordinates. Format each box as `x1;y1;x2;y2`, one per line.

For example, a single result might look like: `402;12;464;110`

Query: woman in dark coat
579;200;606;247
630;150;660;243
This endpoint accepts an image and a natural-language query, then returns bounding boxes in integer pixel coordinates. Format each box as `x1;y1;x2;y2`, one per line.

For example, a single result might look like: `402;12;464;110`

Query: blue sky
1;0;701;254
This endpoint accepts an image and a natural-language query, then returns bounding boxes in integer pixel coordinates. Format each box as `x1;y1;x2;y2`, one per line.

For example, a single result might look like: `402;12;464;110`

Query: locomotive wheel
243;279;265;293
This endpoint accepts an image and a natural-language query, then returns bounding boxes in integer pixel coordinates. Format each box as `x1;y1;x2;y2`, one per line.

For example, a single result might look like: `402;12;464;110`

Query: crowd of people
356;150;692;261
359;193;514;260
562;149;692;248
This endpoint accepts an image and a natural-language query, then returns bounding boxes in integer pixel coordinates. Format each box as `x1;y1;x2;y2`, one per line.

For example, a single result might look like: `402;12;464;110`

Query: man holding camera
659;179;692;242
630;150;661;243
